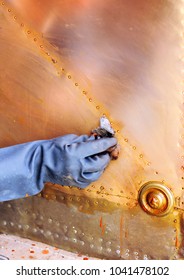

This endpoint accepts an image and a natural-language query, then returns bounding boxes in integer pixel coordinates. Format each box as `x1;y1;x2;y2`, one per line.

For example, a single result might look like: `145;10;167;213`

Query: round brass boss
138;181;174;216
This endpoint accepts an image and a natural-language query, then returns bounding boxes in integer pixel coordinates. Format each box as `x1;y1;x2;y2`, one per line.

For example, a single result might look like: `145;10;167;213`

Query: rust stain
83;257;89;260
42;249;49;254
29;250;35;254
99;217;106;235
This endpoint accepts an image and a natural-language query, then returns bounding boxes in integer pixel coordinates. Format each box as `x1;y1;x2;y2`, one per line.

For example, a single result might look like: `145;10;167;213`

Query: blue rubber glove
0;134;117;202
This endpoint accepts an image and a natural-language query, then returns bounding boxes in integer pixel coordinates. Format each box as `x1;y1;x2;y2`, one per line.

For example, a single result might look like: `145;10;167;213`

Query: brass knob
138;181;174;216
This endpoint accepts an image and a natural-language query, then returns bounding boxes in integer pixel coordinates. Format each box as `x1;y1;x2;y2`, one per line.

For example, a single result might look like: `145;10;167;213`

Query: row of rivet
0;0;153;172
1;218;149;258
43;190;137;208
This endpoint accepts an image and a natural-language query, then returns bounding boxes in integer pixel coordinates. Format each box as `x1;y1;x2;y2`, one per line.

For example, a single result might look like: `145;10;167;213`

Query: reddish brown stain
99;217;106;235
29;256;34;259
30;250;35;254
83;257;89;260
11;249;15;252
42;249;49;254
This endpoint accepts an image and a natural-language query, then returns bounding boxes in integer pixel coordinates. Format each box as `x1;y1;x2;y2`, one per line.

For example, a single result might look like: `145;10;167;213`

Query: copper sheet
0;0;184;259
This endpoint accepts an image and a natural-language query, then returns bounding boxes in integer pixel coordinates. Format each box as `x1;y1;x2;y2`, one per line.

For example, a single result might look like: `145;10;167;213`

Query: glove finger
76;137;117;158
83;153;110;173
53;134;89;145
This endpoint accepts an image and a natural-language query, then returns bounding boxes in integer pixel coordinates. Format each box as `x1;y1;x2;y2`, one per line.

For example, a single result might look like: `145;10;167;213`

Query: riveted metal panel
0;0;184;259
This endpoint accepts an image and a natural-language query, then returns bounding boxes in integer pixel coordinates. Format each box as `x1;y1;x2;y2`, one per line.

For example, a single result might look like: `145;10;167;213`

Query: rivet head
139;181;174;216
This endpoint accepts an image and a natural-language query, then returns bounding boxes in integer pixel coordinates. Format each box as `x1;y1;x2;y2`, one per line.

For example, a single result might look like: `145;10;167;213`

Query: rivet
8;8;11;12
96;106;100;109
90;244;94;248
98;246;103;251
75;83;78;86
33;38;37;42
20;23;24;27
48;218;52;223
40;45;43;48
133;146;136;150
33;228;37;233
10;222;14;226
139;154;143;158
124;138;128;142
173;219;177;223
46;231;51;236
72;238;77;243
80;241;85;246
18;225;22;229
68;75;71;79
1;2;5;5
116;250;120;255
7;204;11;208
139;181;174;216
54;233;59;238
82;90;87;95
89;98;92;102
24;225;29;229
14;16;17;20
27;30;31;34
2;221;7;226
63;225;68;232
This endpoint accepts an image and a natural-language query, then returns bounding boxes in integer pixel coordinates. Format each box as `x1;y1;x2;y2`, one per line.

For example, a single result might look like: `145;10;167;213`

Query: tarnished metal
0;0;184;259
139;181;174;216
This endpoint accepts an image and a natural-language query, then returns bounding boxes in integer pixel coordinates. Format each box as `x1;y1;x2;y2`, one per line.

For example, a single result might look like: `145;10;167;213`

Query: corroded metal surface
0;0;184;259
0;190;181;260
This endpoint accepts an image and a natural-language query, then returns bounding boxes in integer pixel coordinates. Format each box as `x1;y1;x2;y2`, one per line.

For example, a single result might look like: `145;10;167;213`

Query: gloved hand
0;134;117;202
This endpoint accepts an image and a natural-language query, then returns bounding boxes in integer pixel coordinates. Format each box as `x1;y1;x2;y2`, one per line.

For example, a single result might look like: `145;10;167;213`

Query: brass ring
138;181;174;216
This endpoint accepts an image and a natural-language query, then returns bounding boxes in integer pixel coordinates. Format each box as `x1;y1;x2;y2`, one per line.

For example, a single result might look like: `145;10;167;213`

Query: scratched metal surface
0;0;184;259
0;190;181;260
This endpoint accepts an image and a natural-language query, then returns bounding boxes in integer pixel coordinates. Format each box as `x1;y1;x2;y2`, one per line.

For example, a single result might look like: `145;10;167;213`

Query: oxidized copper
0;0;184;259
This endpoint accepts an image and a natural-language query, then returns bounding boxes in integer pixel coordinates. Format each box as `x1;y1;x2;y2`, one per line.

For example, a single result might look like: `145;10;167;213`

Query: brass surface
0;0;184;259
139;181;174;216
